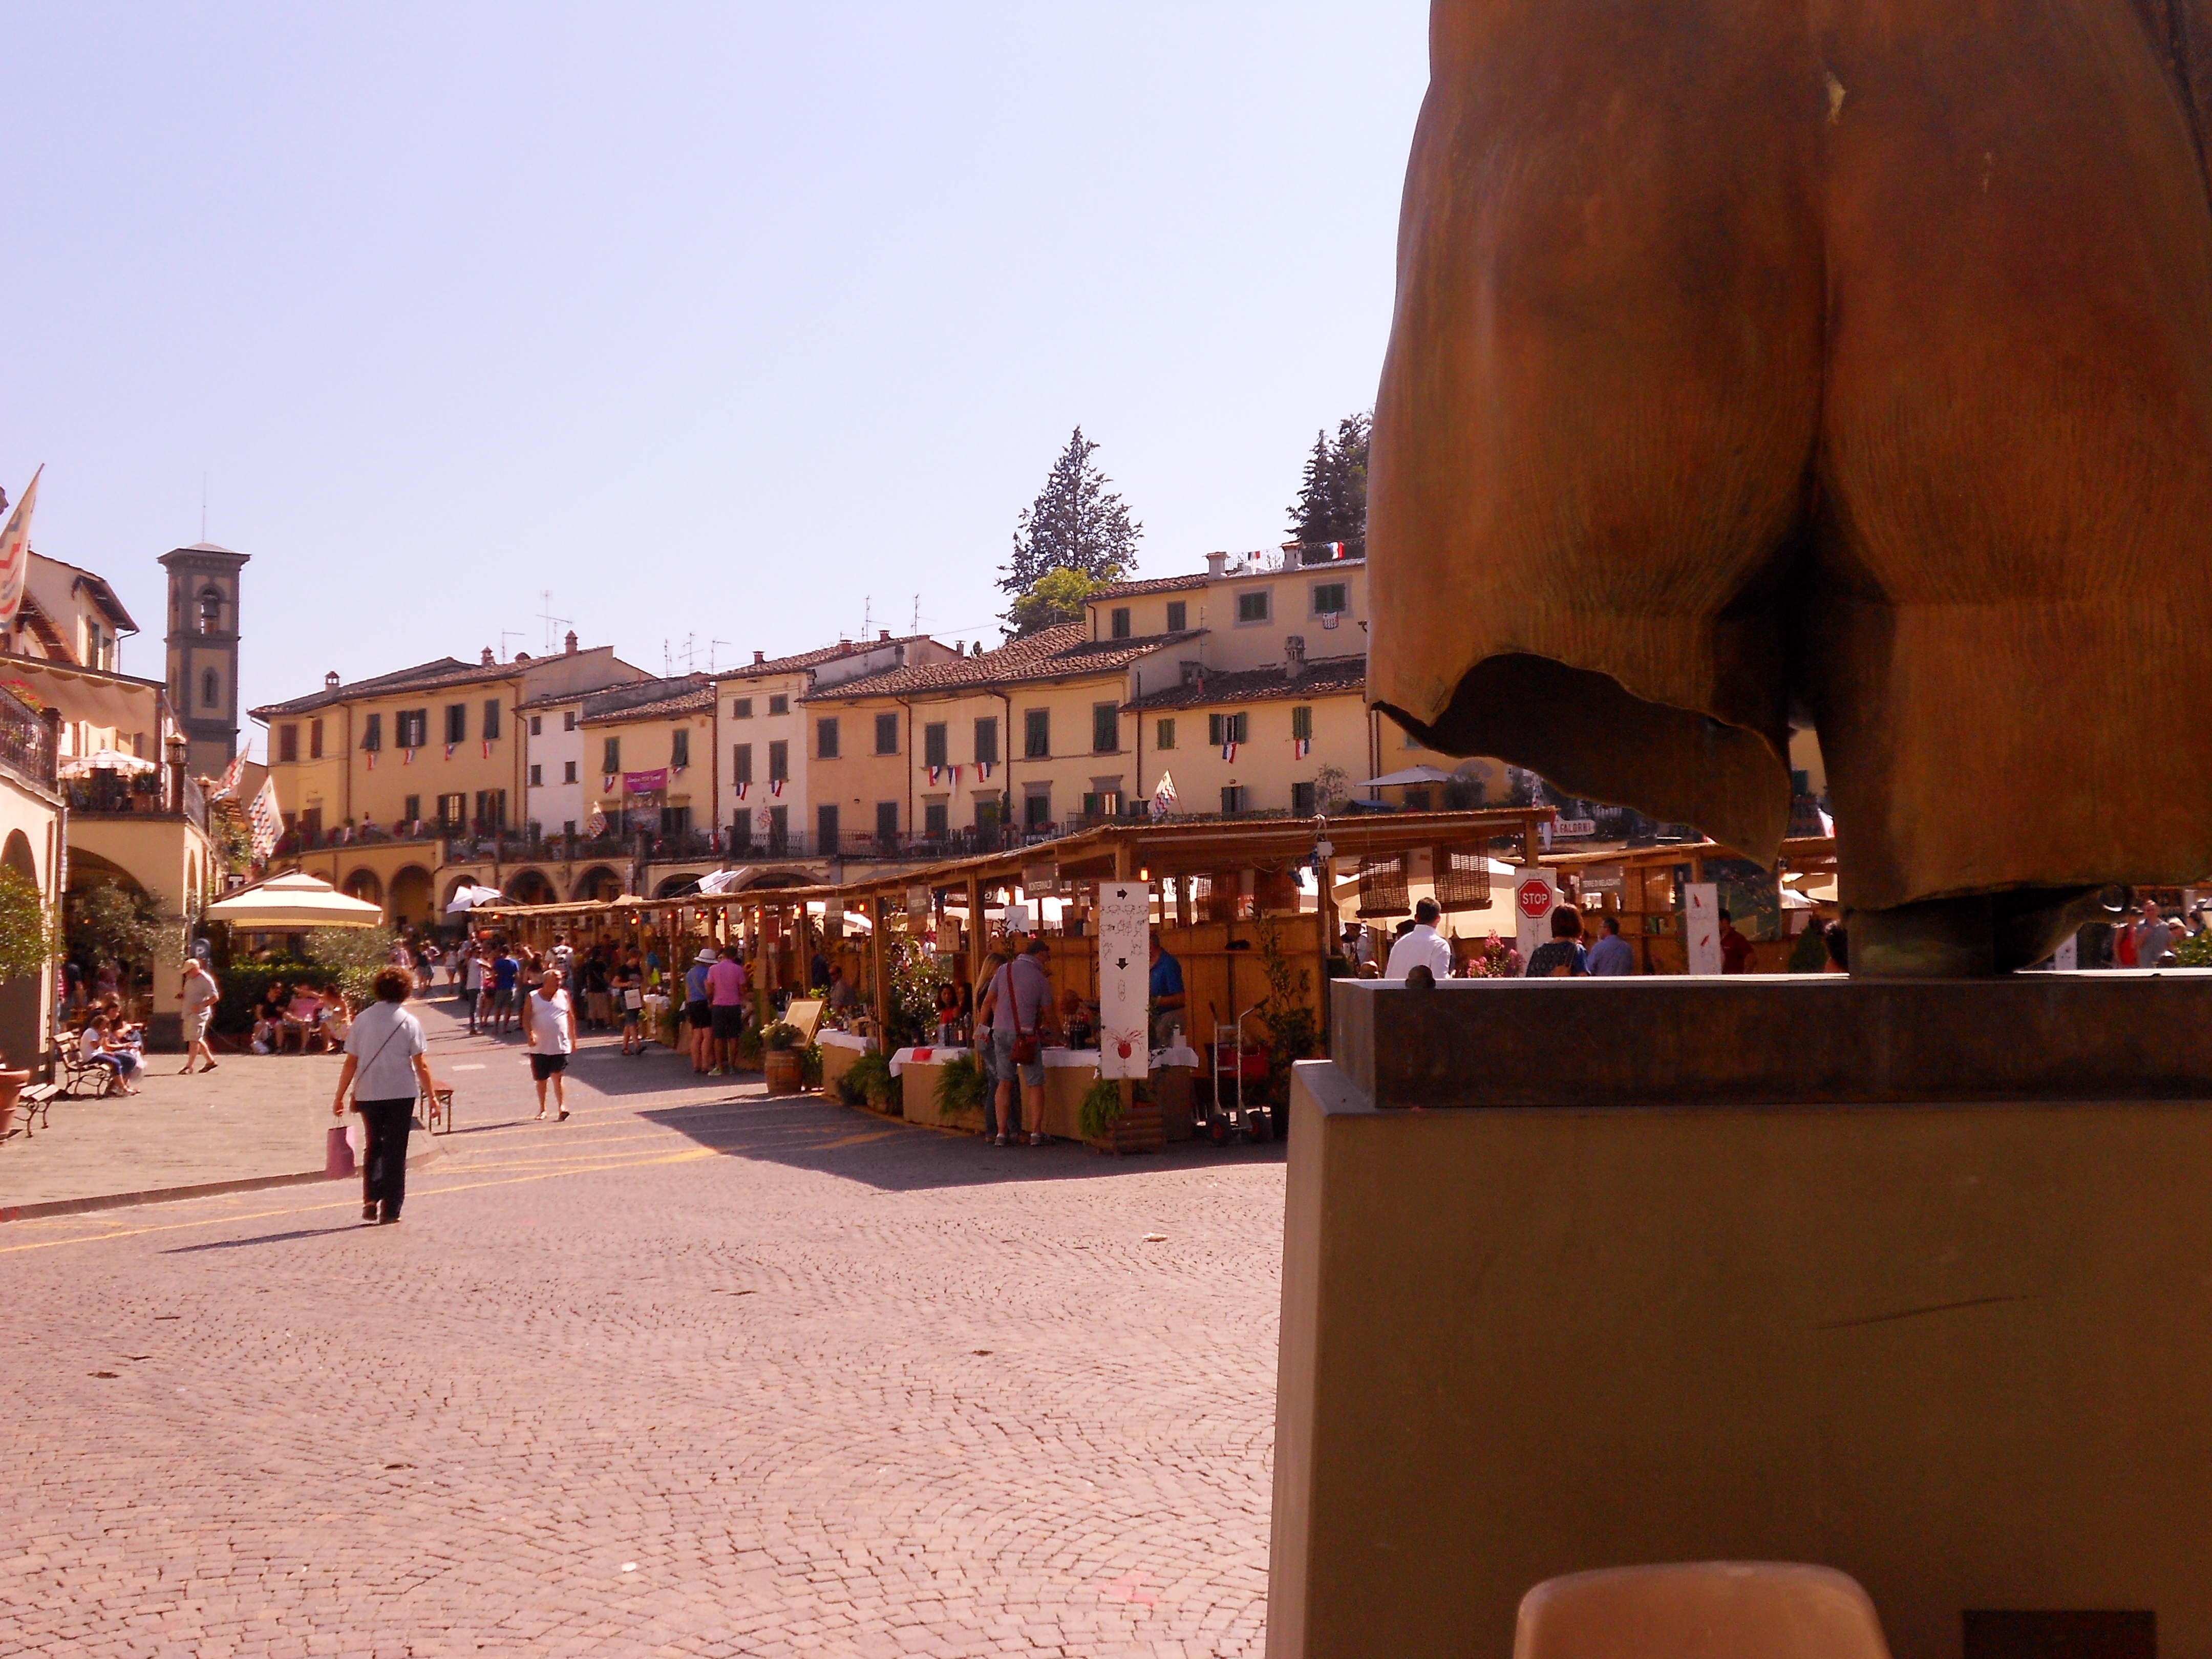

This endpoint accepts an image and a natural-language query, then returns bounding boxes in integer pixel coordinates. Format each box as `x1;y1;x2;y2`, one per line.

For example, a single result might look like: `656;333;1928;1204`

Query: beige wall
586;707;715;832
0;770;60;1069
804;692;914;847
1272;1066;2212;1659
71;815;212;1042
715;669;811;837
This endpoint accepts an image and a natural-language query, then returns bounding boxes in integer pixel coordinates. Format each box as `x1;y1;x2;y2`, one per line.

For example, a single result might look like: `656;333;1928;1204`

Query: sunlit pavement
0;999;1283;1657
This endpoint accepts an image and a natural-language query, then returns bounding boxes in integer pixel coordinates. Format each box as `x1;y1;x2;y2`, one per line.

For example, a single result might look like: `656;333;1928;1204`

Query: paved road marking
0;1147;717;1256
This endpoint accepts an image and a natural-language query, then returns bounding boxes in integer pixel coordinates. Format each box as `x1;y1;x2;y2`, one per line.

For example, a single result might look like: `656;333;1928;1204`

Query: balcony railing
0;692;56;795
65;762;208;832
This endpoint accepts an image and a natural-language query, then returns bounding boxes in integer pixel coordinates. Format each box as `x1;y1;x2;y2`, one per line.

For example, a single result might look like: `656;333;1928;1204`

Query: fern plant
1078;1075;1124;1141
836;1048;896;1110
932;1050;988;1123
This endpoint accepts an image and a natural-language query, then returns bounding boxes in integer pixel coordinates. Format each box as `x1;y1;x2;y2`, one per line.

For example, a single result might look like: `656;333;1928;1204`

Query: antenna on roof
862;597;873;639
537;590;572;654
200;473;207;543
708;638;729;673
499;629;524;661
911;594;920;635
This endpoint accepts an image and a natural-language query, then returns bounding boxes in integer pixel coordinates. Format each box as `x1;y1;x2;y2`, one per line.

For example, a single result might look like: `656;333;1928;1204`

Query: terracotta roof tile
1121;653;1366;711
579;675;714;724
808;624;1205;700
250;657;511;719
716;636;938;680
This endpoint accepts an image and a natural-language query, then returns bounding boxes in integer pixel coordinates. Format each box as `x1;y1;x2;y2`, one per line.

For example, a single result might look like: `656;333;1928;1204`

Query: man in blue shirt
492;947;522;1035
1148;932;1187;1048
1587;912;1636;975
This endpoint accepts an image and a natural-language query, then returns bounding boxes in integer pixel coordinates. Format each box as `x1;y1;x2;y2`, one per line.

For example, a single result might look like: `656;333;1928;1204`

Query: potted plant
762;1019;806;1095
0;866;54;1137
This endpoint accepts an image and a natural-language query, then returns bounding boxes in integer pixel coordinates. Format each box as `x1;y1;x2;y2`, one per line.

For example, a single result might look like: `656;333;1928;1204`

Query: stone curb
0;1139;446;1224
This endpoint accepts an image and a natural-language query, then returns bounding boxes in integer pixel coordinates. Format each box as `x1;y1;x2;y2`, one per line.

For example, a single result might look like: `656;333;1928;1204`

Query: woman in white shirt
331;966;435;1225
524;967;578;1122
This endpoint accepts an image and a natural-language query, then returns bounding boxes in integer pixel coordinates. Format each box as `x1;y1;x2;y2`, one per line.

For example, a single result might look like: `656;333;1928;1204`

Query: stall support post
870;894;890;1046
1113;838;1132;882
966;875;985;993
1520;815;1540;866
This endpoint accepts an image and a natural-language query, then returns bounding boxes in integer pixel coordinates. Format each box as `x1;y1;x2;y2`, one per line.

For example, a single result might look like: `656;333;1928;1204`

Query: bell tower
158;542;249;777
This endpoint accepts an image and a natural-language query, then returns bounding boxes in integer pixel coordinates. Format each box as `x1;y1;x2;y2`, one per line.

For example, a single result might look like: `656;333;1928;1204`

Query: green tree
305;924;398;1007
67;882;167;983
1002;428;1141;633
0;867;56;984
1005;568;1102;637
1287;411;1371;557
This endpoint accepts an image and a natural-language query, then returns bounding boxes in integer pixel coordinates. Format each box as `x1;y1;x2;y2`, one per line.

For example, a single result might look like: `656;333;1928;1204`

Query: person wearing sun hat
685;947;717;1073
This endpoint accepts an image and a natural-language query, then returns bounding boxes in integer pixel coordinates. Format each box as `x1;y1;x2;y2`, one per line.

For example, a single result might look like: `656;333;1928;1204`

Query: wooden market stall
1540;835;1840;974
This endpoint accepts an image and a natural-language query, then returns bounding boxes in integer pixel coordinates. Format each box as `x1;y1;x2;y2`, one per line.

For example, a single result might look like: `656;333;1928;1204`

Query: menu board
1096;880;1152;1079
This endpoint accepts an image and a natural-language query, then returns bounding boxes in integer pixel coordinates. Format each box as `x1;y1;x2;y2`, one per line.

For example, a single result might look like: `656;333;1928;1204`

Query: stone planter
0;1067;28;1140
764;1047;803;1095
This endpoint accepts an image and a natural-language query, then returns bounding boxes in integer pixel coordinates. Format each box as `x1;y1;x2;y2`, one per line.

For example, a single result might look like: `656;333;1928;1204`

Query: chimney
1206;550;1227;578
879;629;891;643
325;670;340;690
838;638;851;650
753;650;765;666
1284;634;1307;681
481;647;495;666
515;650;531;663
1180;660;1204;687
564;630;579;655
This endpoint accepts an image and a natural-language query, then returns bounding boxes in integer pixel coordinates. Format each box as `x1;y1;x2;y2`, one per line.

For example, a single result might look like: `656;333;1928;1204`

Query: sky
2;2;1431;753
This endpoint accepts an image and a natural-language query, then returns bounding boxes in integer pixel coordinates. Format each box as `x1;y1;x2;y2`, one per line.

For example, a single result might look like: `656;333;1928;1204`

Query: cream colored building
714;633;959;858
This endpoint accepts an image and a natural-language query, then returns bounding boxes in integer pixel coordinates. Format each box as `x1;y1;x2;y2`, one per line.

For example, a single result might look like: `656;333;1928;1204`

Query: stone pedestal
1269;973;2212;1659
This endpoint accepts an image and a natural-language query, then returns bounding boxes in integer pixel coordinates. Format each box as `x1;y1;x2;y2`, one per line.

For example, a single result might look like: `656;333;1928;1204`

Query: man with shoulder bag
986;934;1062;1147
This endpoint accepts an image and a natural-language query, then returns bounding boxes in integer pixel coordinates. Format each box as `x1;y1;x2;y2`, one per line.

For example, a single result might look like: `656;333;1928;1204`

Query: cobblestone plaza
1;1005;1281;1656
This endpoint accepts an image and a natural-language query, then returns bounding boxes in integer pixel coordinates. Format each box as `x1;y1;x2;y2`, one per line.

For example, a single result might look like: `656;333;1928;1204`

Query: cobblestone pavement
0;1000;1285;1656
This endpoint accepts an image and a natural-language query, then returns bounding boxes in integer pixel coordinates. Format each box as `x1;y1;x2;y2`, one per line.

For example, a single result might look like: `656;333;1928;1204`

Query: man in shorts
706;946;749;1076
685;949;716;1073
985;934;1061;1147
462;942;485;1034
523;966;577;1121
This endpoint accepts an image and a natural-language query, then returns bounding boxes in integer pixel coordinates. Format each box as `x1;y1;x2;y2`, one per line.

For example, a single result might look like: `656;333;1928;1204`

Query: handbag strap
351;1012;408;1094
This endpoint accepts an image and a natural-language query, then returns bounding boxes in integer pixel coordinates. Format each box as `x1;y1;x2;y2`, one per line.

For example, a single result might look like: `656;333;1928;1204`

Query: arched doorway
573;865;624;903
507;868;556;906
653;873;706;899
343;868;384;907
0;831;41;1066
389;865;435;931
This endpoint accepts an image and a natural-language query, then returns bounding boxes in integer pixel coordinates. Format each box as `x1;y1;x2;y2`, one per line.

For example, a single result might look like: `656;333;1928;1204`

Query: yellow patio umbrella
203;870;384;929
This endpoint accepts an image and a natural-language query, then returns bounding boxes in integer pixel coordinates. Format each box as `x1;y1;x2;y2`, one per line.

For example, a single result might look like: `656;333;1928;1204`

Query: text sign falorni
1096;882;1152;1079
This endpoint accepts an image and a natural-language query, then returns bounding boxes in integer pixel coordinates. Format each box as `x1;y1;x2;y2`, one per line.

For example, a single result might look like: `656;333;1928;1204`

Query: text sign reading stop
1517;879;1554;920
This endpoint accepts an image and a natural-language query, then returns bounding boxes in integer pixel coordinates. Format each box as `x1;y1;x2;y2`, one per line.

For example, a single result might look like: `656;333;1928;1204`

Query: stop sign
1517;879;1554;920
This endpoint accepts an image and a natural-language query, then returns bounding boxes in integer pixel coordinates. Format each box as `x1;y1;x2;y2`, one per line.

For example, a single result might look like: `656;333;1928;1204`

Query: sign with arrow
1097;880;1153;1079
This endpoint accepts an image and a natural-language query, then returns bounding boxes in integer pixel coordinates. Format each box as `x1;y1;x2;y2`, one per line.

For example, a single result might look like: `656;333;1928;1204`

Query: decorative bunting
443;742;455;760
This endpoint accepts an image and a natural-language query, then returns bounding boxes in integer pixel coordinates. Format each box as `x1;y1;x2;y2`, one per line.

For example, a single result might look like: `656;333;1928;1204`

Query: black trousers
357;1098;414;1217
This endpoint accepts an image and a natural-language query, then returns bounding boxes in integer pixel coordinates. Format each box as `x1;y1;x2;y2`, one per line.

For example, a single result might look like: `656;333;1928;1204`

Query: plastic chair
1515;1564;1891;1659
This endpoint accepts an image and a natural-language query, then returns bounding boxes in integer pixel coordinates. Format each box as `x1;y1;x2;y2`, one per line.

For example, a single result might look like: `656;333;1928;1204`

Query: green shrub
836;1048;896;1110
1078;1075;1124;1141
305;925;397;1008
932;1051;988;1123
0;865;55;986
764;1020;805;1051
2176;928;2212;967
211;959;341;1035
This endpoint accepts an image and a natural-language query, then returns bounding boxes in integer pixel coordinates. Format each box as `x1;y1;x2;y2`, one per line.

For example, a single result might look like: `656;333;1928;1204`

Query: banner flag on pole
247;777;283;861
0;467;42;634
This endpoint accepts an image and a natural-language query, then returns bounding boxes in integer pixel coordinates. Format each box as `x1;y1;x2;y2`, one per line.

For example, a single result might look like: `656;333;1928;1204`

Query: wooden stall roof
1539;835;1837;874
471;809;1557;923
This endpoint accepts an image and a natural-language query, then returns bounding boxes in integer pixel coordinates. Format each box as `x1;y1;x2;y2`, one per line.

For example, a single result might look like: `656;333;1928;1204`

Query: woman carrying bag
330;966;436;1226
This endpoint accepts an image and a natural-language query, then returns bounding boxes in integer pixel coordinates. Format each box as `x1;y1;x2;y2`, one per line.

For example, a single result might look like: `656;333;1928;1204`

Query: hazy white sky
2;3;1430;749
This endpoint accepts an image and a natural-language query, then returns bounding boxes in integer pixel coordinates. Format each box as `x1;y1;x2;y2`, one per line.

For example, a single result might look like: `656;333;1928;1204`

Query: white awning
205;870;383;929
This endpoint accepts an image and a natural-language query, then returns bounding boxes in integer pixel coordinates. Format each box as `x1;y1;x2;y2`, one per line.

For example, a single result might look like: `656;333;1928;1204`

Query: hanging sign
623;769;669;794
1096;880;1152;1078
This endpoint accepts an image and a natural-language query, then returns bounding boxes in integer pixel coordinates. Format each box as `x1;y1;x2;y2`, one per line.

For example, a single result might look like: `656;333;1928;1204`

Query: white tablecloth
817;1029;871;1054
888;1044;971;1077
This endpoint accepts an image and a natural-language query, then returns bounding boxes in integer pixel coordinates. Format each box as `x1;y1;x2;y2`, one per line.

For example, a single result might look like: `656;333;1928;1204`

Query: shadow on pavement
163;1225;364;1253
638;1091;1286;1193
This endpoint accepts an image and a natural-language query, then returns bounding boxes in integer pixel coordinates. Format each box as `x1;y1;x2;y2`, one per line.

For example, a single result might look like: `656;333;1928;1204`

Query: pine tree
1001;428;1142;633
1287;411;1371;557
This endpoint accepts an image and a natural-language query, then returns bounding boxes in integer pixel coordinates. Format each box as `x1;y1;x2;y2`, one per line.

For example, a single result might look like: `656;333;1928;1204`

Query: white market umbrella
205;870;384;929
59;749;158;777
445;883;505;914
1357;765;1460;789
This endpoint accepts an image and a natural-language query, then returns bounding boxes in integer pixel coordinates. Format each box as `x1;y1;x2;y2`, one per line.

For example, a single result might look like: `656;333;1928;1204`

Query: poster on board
1685;882;1722;974
1096;881;1152;1079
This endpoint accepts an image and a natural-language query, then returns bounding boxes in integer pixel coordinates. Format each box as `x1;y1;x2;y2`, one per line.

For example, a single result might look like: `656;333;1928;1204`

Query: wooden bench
13;1082;60;1138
